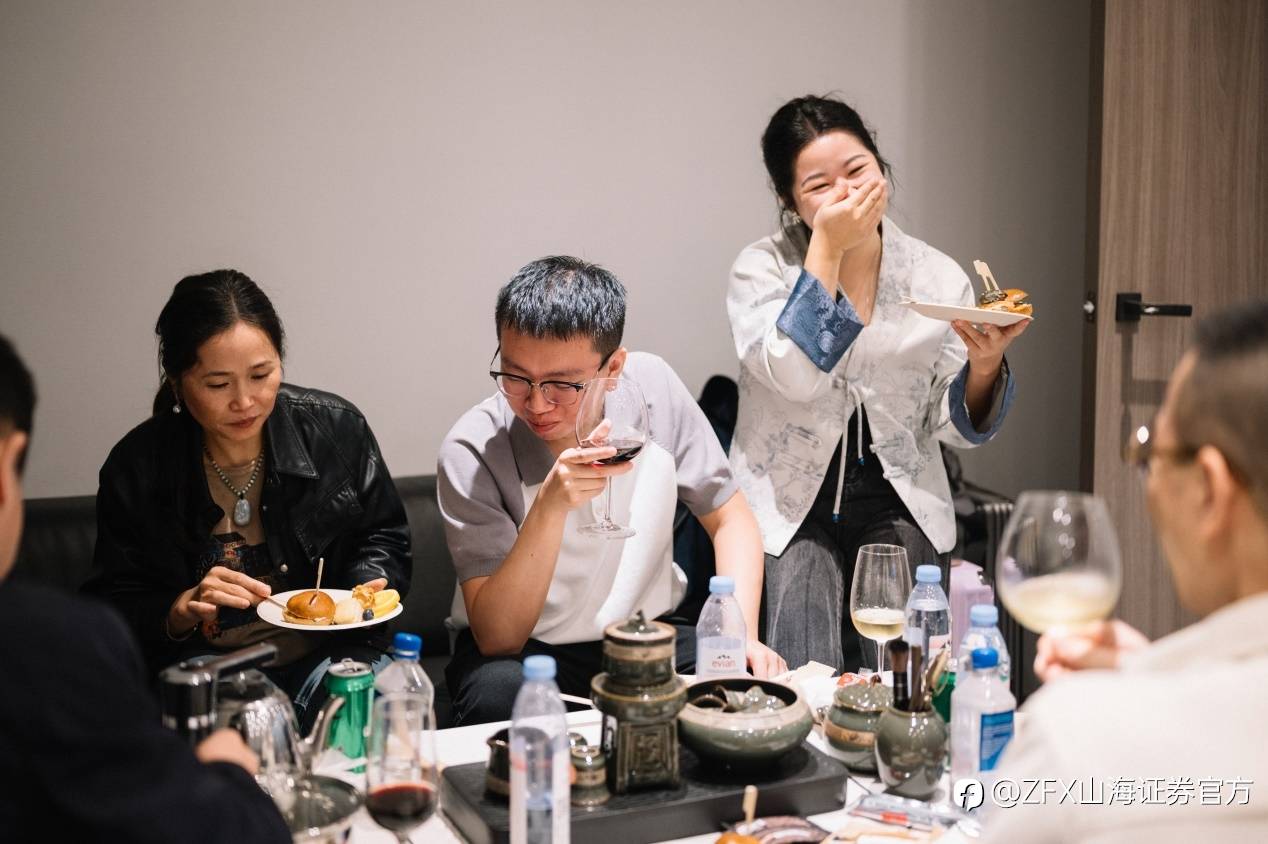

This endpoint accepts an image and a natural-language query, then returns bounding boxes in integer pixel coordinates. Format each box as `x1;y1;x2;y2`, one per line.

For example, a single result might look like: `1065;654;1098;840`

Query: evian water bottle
695;575;747;679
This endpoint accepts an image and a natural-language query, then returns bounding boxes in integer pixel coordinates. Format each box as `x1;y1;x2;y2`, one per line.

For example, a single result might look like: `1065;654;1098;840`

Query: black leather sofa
11;474;459;726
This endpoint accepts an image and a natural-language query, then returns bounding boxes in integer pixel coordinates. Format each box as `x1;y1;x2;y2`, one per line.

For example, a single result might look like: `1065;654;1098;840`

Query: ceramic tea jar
570;743;610;807
590;611;687;793
874;706;948;800
823;681;892;773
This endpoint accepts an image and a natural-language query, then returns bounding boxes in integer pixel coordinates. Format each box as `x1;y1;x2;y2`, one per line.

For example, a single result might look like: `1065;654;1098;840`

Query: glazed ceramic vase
874;706;948;799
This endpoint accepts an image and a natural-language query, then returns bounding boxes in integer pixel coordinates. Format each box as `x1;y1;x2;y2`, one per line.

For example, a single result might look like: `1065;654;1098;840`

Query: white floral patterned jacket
726;217;1015;557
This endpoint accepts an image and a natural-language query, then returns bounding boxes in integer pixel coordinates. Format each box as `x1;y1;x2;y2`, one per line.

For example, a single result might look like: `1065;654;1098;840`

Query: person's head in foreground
490;255;627;451
0;335;34;580
1141;299;1268;615
1036;297;1268;680
982;299;1268;843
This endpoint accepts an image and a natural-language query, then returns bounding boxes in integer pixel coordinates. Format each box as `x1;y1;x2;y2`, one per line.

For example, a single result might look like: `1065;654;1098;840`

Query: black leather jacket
85;384;412;673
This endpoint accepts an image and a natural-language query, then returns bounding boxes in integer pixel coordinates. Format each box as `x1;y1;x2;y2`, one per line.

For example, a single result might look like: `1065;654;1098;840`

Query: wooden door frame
1079;0;1105;492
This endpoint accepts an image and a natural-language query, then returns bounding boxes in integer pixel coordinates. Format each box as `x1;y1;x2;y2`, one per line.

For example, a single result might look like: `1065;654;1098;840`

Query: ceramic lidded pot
874;706;948;800
590;611;687;793
823;681;893;773
570;743;610;807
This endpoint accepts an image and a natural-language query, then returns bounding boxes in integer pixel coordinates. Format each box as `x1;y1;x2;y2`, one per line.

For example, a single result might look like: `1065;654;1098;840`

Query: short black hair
1174;298;1268;516
494;256;626;358
0;334;35;473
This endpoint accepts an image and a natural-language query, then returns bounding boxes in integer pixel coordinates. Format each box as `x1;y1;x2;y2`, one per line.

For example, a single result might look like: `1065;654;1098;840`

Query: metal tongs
972;260;1006;306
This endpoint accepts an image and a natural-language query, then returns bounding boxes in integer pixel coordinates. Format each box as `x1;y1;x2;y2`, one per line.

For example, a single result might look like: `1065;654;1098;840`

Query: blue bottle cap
971;647;999;669
969;604;999;626
915;565;942;584
523;655;557;681
709;575;735;595
392;632;422;658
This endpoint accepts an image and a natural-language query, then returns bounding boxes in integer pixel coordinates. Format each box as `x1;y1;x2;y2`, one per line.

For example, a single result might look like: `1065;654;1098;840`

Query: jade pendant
233;497;251;526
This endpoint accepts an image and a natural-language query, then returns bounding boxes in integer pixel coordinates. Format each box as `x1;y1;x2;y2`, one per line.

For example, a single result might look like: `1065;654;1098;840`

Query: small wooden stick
742;784;757;827
308;556;325;606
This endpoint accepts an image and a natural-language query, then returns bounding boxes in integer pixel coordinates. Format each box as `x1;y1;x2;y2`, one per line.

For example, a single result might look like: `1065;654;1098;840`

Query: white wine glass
365;693;439;842
996;491;1122;634
849;544;912;673
574;376;648;539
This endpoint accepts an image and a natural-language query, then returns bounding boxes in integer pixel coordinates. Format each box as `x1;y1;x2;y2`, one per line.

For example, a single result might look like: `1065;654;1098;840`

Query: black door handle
1115;293;1194;323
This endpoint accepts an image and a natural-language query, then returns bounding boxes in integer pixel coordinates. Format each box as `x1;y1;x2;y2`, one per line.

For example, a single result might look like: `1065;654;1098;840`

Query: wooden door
1084;0;1268;639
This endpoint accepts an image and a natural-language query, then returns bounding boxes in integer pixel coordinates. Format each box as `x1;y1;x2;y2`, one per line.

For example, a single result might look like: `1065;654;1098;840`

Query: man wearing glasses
980;299;1268;841
438;256;785;726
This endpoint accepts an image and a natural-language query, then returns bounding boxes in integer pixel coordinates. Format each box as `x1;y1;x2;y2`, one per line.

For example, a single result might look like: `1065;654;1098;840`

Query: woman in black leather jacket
85;270;411;723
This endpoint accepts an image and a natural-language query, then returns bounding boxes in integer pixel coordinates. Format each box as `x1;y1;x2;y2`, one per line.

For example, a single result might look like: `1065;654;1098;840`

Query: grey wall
1;0;1090;501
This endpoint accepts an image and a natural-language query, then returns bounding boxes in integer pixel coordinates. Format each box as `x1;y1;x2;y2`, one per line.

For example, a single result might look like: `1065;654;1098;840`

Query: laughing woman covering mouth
85;270;411;726
726;96;1028;674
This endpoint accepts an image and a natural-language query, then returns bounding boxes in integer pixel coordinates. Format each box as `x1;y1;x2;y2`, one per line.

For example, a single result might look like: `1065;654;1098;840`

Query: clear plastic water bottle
905;564;951;673
957;604;1011;683
695;575;747;680
950;647;1016;784
374;632;435;708
510;655;570;844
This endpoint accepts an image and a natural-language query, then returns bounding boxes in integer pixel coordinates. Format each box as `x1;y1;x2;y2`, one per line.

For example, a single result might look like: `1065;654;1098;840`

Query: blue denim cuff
949;358;1016;444
775;269;865;372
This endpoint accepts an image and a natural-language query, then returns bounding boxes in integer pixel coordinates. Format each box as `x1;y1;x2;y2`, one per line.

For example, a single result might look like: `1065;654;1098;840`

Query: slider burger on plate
979;288;1033;317
283;589;335;625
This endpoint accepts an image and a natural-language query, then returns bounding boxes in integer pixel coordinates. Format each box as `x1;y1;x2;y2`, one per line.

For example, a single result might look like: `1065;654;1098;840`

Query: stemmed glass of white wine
850;544;913;673
996;491;1122;634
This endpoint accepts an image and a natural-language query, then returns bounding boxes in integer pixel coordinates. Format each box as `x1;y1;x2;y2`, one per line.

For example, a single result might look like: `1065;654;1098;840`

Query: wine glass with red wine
574;376;649;538
366;692;438;842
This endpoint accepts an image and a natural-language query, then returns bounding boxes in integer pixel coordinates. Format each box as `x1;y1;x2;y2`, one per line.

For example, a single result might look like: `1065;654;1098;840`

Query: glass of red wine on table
575;376;649;539
366;692;438;842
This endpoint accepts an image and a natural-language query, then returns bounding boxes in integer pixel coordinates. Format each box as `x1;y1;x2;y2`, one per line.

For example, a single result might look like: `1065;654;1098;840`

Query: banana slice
372;589;400;618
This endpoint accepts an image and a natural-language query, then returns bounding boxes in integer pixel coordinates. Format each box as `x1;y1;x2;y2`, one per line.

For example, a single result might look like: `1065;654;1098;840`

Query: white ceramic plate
901;299;1033;326
256;588;403;631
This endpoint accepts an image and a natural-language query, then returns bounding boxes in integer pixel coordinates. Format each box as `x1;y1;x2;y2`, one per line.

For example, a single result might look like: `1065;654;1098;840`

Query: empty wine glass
849;544;913;673
996;491;1123;634
365;692;439;842
574;376;648;538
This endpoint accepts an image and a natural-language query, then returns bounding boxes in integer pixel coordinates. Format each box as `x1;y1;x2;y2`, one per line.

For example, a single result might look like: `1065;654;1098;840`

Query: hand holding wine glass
849;544;913;674
574;377;649;538
366;692;439;842
996;491;1123;635
1034;618;1149;681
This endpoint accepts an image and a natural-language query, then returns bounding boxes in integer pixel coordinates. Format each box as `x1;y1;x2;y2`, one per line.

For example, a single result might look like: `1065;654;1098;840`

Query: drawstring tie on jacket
832;383;865;523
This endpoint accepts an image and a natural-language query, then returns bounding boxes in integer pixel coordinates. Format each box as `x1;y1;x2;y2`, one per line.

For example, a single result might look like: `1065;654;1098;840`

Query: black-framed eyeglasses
487;349;611;408
1123;421;1198;473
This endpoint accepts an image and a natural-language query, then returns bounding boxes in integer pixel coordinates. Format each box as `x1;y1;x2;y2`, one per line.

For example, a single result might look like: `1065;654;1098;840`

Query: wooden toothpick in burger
307;557;325;607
